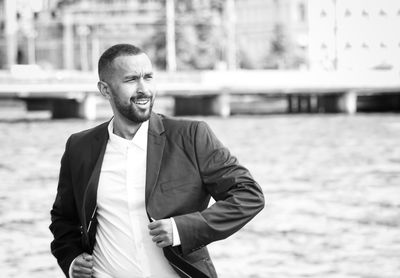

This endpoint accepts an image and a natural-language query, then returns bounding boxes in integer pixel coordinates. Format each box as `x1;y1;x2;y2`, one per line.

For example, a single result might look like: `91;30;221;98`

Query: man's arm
49;136;85;277
173;121;265;255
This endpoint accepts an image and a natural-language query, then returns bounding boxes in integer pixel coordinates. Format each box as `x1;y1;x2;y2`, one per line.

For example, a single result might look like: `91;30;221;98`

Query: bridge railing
0;69;399;119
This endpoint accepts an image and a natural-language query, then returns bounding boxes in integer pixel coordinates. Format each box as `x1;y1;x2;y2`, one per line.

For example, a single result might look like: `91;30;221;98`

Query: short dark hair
98;44;144;81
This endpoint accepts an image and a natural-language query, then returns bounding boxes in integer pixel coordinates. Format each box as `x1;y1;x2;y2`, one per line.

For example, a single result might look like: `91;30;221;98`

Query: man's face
105;53;156;123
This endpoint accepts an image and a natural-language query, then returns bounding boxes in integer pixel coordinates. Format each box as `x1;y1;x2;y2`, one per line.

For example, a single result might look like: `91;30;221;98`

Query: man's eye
145;74;153;80
127;77;138;82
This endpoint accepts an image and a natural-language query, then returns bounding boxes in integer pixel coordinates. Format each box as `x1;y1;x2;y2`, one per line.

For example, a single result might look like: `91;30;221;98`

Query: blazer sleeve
174;121;265;255
49;136;83;277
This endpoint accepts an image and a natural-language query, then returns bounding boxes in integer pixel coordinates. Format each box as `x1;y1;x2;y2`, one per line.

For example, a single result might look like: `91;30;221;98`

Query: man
50;43;264;278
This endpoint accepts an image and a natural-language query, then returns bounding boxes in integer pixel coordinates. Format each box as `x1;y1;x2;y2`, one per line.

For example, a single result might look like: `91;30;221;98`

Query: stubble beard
115;96;154;124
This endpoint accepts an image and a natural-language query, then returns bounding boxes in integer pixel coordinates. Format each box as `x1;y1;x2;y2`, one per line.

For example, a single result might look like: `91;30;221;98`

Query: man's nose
137;78;147;94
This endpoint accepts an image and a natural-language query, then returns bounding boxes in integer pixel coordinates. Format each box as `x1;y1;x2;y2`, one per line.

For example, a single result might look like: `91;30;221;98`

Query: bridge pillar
51;99;79;119
338;91;357;114
78;94;97;120
316;92;357;114
51;94;97;120
288;94;317;113
174;94;230;117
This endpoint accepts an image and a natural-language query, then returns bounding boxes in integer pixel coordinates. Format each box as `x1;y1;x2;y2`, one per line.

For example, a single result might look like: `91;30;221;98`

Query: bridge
0;67;399;119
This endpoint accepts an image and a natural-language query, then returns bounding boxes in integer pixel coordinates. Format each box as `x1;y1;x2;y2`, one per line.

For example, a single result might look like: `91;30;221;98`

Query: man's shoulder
159;113;199;128
154;114;217;145
157;113;204;135
68;120;109;144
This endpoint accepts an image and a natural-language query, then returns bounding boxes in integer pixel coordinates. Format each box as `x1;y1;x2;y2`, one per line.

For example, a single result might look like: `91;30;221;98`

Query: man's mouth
132;97;150;105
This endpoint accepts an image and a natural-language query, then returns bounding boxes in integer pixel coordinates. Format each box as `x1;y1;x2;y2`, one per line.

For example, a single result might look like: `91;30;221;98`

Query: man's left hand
148;219;173;248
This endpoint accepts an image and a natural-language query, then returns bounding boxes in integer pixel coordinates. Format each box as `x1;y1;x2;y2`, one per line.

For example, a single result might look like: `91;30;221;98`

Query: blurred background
0;0;400;277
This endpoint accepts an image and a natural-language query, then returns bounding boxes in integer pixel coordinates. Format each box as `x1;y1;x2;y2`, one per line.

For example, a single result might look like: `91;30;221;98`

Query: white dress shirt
89;119;178;278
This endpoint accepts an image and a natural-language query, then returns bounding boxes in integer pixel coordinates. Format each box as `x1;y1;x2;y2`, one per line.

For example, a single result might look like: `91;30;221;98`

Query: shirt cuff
170;217;181;247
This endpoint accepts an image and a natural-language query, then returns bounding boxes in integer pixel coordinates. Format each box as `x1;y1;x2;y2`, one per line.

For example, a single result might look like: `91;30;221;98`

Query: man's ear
97;81;111;99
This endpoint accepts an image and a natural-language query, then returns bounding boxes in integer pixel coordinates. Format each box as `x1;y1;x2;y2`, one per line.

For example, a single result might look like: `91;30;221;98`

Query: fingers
148;219;173;248
71;267;93;278
152;234;172;247
147;220;161;229
155;239;171;248
77;253;93;267
72;268;92;278
71;253;93;278
148;219;166;233
149;230;160;237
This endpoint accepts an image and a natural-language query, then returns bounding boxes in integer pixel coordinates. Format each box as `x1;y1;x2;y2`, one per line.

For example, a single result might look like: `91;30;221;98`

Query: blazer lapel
82;122;109;234
145;112;166;212
80;114;164;227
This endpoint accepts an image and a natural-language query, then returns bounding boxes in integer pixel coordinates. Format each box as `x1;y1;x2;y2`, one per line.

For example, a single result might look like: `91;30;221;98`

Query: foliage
265;23;307;69
146;0;225;70
266;23;292;69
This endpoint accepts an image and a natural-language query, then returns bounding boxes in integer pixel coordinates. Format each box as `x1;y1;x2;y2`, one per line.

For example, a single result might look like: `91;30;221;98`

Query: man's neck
112;115;142;140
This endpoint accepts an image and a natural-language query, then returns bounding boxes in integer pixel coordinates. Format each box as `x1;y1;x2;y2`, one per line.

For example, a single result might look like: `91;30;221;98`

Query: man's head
97;44;155;124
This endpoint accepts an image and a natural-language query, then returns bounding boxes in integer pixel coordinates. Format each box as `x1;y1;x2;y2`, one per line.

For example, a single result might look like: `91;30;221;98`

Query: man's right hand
69;253;93;278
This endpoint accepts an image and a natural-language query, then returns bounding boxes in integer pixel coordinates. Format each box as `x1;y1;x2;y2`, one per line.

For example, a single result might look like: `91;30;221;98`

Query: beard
113;94;154;123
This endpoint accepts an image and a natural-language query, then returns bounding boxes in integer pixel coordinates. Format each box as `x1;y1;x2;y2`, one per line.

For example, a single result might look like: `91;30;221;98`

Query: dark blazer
50;112;265;277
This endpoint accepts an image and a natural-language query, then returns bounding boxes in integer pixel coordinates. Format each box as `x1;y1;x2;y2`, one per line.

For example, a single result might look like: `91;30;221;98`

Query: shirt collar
107;118;148;151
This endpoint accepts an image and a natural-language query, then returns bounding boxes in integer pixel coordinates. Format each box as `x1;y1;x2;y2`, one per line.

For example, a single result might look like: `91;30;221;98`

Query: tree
267;23;291;69
145;0;225;70
265;23;307;70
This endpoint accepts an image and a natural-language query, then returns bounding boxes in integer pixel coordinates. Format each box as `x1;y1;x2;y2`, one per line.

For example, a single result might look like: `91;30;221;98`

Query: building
1;0;311;71
59;0;164;71
4;0;398;72
308;0;400;71
0;0;165;70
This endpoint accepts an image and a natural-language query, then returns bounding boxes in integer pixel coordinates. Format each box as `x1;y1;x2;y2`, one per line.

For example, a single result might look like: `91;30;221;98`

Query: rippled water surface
1;114;399;277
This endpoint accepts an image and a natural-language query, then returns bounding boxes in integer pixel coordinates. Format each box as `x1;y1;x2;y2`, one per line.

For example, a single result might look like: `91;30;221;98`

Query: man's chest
97;143;147;212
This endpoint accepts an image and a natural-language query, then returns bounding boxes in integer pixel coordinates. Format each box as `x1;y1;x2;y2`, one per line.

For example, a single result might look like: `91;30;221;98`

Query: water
1;114;399;278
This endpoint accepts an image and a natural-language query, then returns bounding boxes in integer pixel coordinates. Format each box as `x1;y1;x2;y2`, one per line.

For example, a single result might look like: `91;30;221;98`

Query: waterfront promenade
0;113;399;277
